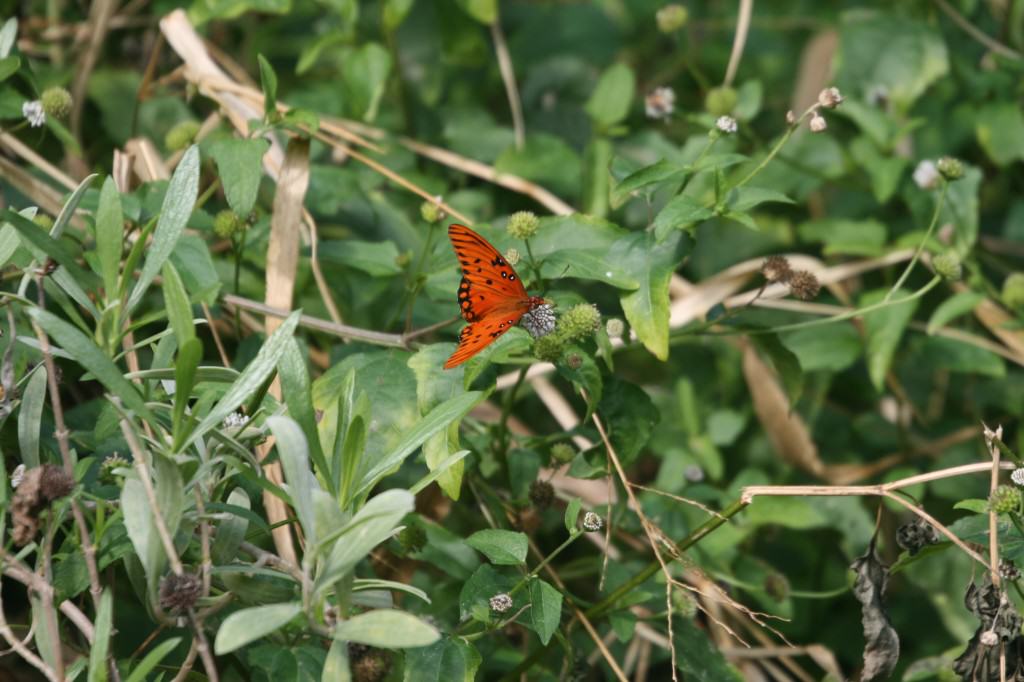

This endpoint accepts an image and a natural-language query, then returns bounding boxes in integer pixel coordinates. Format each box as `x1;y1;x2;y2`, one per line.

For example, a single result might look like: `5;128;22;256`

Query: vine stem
885;182;948;302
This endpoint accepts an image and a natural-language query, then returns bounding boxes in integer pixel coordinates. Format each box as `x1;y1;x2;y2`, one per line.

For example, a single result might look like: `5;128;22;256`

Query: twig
118;420;184;575
932;0;1024;61
31;279;105;605
201;301;231;367
723;0;753;87
984;424;1004;586
491;19;525;149
170;640;200;682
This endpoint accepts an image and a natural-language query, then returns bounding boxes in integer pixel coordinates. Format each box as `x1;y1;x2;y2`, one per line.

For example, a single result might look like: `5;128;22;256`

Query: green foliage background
1;0;1024;680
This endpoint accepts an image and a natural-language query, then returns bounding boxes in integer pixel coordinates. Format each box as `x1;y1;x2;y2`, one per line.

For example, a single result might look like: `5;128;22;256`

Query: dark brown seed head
788;270;821;300
761;255;793;284
159;572;202;613
529;480;555;510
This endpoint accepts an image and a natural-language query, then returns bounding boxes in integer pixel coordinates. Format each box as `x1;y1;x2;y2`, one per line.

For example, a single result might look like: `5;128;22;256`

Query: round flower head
521;303;556;338
33;214;54;231
761;255;793;284
704;86;737;116
645;87;676;120
22;100;45;128
785;110;797;125
40;87;72;120
582;511;603;532
913;160;940;190
159;572;202;613
788;271;821;300
809;113;827;133
1012;467;1024;487
557;303;600;343
503;248;520;266
817;86;843;109
605;318;624;338
489;593;513;613
420;198;444;224
222;411;250;429
656;4;688;33
936;156;964;181
1000;559;1021;582
529;480;555;509
213;211;244;239
165;120;201;152
715;116;738;135
533;334;563;363
932;252;962;281
1003;273;1024;310
507;211;540;240
550;443;576;464
990;484;1021;514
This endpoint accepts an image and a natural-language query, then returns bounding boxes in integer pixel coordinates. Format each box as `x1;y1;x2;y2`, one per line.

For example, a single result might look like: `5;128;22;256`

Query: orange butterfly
444;224;551;369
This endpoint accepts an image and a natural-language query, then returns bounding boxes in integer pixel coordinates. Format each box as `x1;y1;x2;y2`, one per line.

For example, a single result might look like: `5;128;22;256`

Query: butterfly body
444;224;544;369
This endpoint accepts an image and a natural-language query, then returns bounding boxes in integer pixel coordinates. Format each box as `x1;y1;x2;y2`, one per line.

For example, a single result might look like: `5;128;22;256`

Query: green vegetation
1;1;1024;680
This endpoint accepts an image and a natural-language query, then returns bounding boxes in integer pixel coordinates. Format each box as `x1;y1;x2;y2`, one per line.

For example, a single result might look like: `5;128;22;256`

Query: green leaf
528;579;563;645
343;42;391;122
953;499;988;514
781;324;862;373
556;346;602;419
453;0;496;24
674;619;744;680
355;391;483;497
940;165;981;253
383;0;415;32
585;63;635;128
459;564;519;622
837;15;948;111
408;345;470;499
596;378;658;464
750;333;803;405
651;194;713;240
322;640;352;682
3;208;102;293
27;308;156;423
161;261;195;347
183;310;300;450
318;240;402;277
171;337;202;447
0;18;17;58
317;489;414;591
798;218;888;257
279;338;331;492
404;637;482;682
849;136;906;203
17;366;46;469
258;54;278;119
926;291;984;334
611;159;690;208
214;602;302;655
87;590;113;682
861;288;920;391
121;455;183;590
494;134;582;200
333;609;440;648
582;137;613;218
268;416;320;545
210;137;270;216
976;102;1024;167
211;488;250;564
564;498;582;533
124;637;182;682
0;207;34;268
0;54;19;82
727;186;794;213
128;145;199;313
917;336;1005;378
465;529;528;566
612;230;691;359
95;176;124;296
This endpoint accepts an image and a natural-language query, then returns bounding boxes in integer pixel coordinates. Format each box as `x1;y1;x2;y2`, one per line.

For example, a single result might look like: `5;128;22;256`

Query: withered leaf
851;543;899;682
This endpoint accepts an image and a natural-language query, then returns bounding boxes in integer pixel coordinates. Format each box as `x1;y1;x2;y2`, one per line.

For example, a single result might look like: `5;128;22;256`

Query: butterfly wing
443;308;530;369
449;224;529;322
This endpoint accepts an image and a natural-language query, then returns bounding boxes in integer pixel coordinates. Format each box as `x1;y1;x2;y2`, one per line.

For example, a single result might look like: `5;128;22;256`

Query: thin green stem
733;110;812;190
508;532;582;597
885;182;948;302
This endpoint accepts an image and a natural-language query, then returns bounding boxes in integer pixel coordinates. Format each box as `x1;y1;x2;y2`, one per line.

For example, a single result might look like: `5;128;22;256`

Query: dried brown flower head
761;255;793;284
788;271;821;300
159;572;202;612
